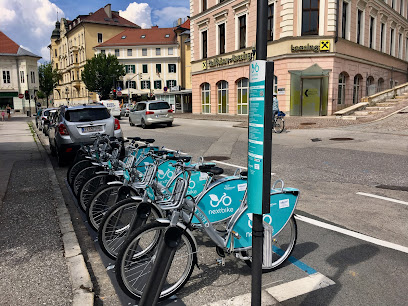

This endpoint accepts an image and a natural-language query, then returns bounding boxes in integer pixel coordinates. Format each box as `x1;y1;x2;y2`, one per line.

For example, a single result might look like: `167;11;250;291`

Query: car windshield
149;102;170;110
65;108;110;122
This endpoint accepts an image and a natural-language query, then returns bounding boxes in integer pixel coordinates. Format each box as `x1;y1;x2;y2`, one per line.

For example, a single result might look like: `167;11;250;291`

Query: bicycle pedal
216;258;225;266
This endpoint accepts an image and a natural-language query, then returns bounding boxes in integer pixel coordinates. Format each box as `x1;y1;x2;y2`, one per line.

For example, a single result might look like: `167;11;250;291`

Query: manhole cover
376;184;408;192
300;122;317;126
329;137;354;141
204;156;230;161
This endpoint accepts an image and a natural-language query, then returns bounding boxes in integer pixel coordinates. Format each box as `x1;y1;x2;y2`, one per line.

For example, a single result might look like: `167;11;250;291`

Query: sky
0;0;190;62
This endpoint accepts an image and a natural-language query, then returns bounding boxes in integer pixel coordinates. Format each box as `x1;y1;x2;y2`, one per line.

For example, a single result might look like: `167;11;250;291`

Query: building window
201;83;211;113
219;23;225;54
143;64;148;74
31;71;35;83
142;48;147;56
399;33;403;58
390;28;395;56
125;65;135;73
168;47;174;55
202;30;208;59
20;71;25;83
3;71;10;84
273;75;278;94
156;48;161;56
239;15;246;49
167;80;177;88
237;78;249;115
392;0;395;9
168;64;176;73
127;49;132;56
54;49;57;57
155;64;162;74
267;3;274;41
357;10;363;44
353;74;362;104
98;33;103;43
338;73;346;104
101;50;106;55
400;0;403;15
141;80;150;89
369;16;375;48
217;80;229;113
302;0;319;35
154;80;162;89
202;0;207;11
126;81;136;89
115;49;120;57
380;23;385;52
366;76;375;96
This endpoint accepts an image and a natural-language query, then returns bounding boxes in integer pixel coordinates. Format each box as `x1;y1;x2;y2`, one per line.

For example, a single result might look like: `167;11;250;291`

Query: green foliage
81;53;126;100
38;62;62;98
36;90;46;99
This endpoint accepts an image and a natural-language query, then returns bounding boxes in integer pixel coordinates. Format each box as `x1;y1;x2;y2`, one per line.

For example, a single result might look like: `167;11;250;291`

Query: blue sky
0;1;189;62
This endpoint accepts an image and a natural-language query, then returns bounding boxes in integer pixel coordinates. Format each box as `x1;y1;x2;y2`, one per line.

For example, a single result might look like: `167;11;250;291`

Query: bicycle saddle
199;165;224;175
240;171;248;177
140;138;155;144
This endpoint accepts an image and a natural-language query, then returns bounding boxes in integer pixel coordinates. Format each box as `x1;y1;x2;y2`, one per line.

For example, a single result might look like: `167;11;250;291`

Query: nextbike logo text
208;207;233;215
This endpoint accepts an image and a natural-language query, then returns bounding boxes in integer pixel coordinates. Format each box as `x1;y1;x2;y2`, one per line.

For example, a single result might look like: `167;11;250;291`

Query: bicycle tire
78;174;113;211
116;221;197;300
98;199;163;259
72;166;101;197
273;117;285;134
87;184;122;231
67;159;92;187
241;215;297;271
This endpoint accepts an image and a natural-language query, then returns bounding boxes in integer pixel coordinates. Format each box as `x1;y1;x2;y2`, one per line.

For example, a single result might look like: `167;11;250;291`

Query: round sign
18;93;24;99
117;91;122;97
163;87;168;92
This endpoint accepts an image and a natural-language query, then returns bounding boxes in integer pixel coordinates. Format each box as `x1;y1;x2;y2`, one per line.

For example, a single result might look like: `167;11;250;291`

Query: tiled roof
76;7;139;28
96;27;177;47
179;19;190;30
0;31;19;54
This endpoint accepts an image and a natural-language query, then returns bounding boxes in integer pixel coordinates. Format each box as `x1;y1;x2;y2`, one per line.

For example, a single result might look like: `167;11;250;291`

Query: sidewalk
0;115;92;306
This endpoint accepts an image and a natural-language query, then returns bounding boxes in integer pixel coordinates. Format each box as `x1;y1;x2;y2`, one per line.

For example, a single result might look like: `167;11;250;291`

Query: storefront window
338;73;346;104
217;80;229;113
352;74;362;104
237;78;248;115
201;83;211;113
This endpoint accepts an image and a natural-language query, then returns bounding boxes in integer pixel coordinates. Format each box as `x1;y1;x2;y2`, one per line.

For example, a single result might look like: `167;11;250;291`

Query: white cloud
40;46;50;62
119;2;152;29
0;0;64;61
152;7;190;28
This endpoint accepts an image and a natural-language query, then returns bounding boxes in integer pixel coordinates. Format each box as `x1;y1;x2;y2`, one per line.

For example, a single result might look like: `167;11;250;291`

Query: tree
81;53;126;100
38;62;62;107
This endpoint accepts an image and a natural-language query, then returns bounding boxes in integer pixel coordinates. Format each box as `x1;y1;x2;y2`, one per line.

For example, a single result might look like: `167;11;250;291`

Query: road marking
295;214;408;254
266;272;335;302
356;192;408;206
212;160;275;175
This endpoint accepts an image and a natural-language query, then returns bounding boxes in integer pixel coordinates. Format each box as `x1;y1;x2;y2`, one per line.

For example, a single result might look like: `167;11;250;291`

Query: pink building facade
190;0;408;116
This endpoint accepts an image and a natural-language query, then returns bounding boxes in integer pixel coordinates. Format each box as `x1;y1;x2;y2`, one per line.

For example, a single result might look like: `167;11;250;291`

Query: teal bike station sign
247;60;267;215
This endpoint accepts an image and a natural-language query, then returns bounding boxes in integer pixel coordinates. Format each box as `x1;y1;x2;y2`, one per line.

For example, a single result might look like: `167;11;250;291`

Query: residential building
49;4;140;106
190;0;408;116
0;31;41;113
94;19;192;112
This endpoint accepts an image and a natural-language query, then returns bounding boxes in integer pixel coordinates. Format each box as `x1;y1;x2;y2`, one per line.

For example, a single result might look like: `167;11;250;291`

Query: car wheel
129;118;135;126
167;122;173;127
141;119;147;129
50;141;57;156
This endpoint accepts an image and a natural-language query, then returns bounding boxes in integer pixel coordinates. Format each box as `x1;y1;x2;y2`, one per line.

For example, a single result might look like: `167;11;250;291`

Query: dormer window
165;34;170;38
141;35;146;38
121;35;127;39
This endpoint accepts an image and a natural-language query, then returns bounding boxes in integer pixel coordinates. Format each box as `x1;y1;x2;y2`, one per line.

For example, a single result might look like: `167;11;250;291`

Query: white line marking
212;160;275;175
356;192;408;206
266;272;335;302
295;214;408;254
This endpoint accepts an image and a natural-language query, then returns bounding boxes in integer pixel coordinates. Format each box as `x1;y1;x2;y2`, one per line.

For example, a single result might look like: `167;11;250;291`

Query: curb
29;121;94;306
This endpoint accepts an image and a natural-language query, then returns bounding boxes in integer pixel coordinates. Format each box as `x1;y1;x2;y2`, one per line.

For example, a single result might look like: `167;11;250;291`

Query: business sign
202;51;253;70
291;40;331;53
247;60;266;214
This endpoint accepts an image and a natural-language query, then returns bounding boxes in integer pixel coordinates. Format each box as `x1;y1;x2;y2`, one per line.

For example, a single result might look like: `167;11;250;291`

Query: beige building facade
50;4;140;106
191;0;408;116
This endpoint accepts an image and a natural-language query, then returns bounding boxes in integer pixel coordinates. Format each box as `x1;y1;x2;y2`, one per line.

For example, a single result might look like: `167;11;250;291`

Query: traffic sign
18;93;24;99
117;86;122;91
163;87;168;92
117;91;122;97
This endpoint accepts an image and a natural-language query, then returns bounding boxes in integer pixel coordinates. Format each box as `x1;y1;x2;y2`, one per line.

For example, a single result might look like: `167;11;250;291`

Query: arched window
302;0;319;35
217;80;229;113
237;78;249;115
353;74;363;104
366;76;375;96
201;83;211;113
377;78;384;92
338;73;347;104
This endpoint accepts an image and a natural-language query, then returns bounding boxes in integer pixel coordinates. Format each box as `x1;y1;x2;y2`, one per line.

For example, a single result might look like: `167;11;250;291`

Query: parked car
43;109;58;136
129;100;173;129
100;100;121;119
48;104;123;165
120;103;131;117
38;108;57;131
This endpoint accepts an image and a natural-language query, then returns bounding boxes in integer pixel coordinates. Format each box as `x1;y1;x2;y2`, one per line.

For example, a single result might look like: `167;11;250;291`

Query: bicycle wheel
273;117;285;134
72;166;101;197
116;221;197;300
98;199;163;259
67;159;92;187
87;184;122;231
78;174;115;211
241;215;297;271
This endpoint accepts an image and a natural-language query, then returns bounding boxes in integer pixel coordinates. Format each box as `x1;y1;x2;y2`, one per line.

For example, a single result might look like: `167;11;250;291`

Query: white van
100;100;121;119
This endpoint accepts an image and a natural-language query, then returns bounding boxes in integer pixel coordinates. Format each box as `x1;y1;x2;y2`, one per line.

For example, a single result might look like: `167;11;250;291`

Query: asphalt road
43;113;408;305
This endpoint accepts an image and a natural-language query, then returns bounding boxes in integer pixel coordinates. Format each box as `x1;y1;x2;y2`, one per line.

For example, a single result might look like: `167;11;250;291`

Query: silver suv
48;104;123;165
129;100;174;129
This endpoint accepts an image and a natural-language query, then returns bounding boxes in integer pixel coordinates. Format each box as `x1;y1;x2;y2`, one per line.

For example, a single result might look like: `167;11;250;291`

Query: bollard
139;226;183;306
128;202;151;234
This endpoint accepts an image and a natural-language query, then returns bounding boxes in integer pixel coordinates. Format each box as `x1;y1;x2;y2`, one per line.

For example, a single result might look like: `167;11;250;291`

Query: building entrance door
301;78;321;116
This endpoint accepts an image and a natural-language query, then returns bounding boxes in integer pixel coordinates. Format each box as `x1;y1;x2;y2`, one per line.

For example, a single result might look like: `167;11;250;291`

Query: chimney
177;18;182;25
104;4;112;19
152;25;159;29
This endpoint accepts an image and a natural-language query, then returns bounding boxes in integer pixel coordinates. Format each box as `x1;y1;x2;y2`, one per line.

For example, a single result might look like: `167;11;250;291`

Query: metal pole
251;0;271;304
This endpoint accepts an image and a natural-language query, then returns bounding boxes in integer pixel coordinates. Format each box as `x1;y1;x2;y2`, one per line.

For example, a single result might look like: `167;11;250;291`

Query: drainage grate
204;156;230;161
329;137;354;141
376;184;408;192
300;122;317;126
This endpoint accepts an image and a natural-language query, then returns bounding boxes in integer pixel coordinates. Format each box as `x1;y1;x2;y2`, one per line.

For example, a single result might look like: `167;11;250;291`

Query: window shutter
132;65;135;73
